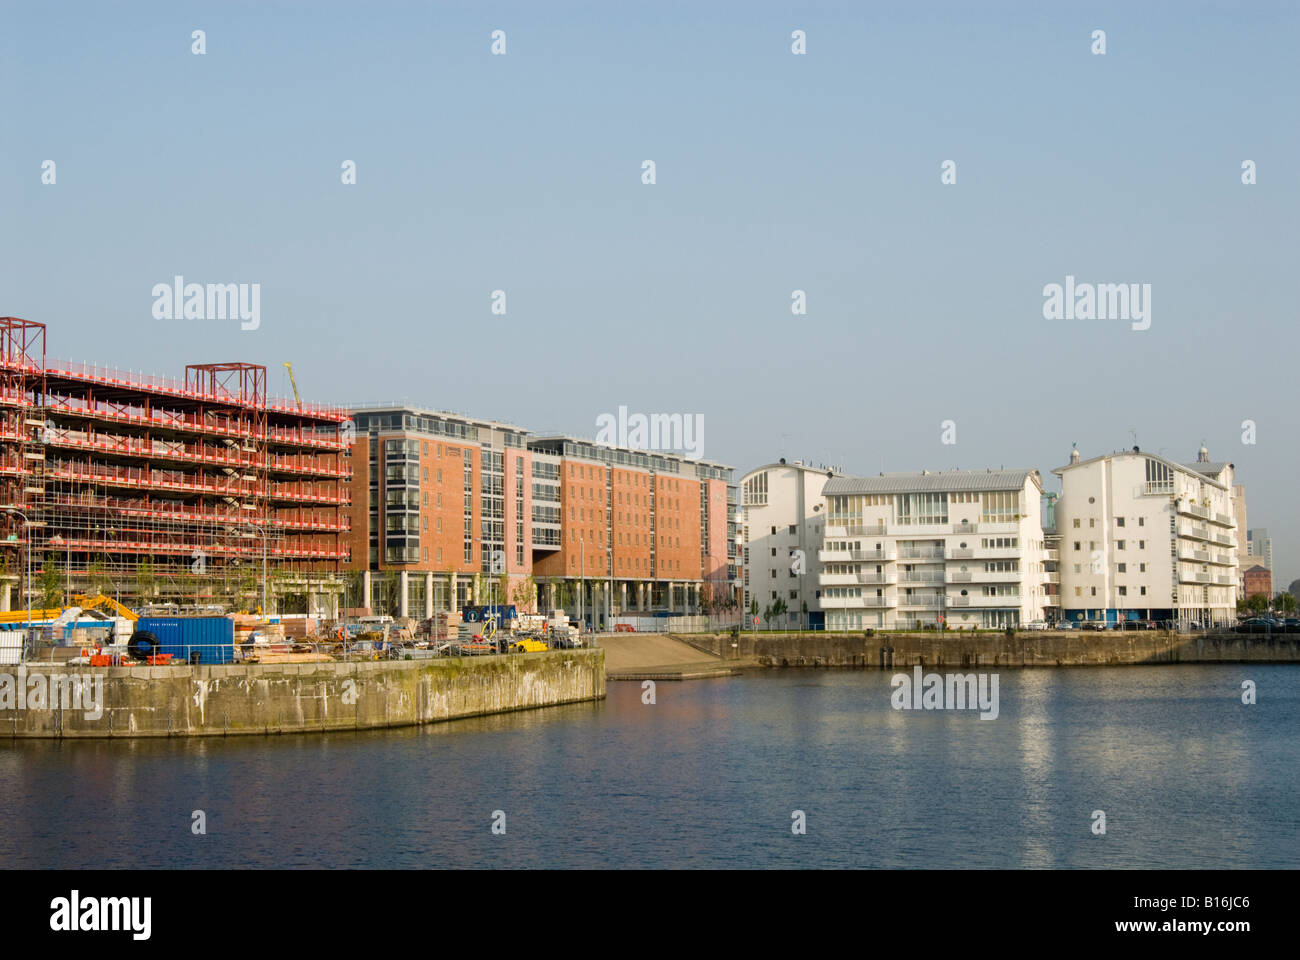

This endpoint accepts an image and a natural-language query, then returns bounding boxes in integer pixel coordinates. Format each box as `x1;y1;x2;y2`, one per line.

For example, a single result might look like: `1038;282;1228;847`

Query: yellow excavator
0;592;137;625
71;593;138;622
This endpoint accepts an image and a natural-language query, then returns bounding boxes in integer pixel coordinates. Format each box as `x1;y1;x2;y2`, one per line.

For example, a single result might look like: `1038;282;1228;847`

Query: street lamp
0;507;34;636
246;522;269;614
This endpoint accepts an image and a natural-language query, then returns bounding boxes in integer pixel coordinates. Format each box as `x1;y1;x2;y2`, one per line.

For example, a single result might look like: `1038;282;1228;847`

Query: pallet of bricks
232;614;333;664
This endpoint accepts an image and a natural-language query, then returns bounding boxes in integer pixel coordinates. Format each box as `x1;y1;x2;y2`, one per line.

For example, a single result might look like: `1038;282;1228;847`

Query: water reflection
0;666;1296;869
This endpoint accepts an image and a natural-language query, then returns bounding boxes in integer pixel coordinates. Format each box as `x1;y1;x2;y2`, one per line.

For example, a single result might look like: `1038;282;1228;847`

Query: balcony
817;547;894;562
819;572;896;586
897;594;944;608
1178;502;1210;521
1043;548;1059;562
825;522;887;537
949;593;1021;607
899;548;945;560
1178;523;1212;542
820;595;894;609
949;569;1021;583
1144;481;1174;496
898;572;945;584
973;546;1021;559
1213;512;1233;527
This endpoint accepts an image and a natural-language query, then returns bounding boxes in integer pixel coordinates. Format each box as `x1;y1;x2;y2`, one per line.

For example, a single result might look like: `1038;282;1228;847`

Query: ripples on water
1;665;1296;868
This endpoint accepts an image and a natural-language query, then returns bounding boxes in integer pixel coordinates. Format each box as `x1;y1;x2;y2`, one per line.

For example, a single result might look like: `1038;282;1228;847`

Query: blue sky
2;1;1297;582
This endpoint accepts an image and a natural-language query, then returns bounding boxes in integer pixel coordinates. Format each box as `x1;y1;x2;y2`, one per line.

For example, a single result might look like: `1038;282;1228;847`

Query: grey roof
823;469;1041;496
1053;450;1230;491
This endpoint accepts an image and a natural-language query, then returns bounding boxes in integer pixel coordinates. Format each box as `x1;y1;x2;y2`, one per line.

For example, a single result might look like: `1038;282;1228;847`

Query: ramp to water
598;633;738;680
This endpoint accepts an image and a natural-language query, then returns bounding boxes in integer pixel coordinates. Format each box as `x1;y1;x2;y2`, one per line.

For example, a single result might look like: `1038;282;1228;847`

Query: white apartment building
739;460;841;629
1053;445;1238;628
818;469;1050;630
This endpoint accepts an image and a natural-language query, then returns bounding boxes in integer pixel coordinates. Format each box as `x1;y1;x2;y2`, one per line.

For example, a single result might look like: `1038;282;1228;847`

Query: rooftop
824;468;1041;496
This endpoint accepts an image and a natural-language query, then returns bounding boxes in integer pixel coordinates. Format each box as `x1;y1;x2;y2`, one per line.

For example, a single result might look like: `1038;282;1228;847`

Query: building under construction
0;317;351;616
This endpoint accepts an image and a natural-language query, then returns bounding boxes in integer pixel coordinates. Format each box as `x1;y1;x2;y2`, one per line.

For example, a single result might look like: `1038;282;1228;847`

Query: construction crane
283;362;302;411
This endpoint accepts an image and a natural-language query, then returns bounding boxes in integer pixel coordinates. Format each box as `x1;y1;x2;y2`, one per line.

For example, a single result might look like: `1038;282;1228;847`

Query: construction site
0;316;351;620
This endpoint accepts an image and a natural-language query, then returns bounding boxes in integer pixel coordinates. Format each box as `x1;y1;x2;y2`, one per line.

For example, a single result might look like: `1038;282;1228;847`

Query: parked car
1234;618;1274;633
1055;620;1076;630
1023;620;1050;631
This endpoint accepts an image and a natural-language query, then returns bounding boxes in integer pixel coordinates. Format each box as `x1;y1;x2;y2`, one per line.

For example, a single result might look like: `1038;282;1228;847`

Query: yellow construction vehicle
71;593;138;622
508;636;549;653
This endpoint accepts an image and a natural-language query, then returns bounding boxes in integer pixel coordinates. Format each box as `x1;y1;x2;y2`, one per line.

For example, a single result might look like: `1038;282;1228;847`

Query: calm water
1;665;1297;869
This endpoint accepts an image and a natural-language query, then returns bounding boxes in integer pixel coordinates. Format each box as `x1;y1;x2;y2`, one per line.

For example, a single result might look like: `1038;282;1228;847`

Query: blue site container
462;604;517;622
135;616;236;665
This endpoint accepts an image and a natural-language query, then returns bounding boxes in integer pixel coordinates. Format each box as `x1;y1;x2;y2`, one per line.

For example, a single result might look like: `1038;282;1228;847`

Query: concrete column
363;570;372;612
1;581;10;612
424;572;434;619
619;582;627;613
399;570;409;619
449;572;458;611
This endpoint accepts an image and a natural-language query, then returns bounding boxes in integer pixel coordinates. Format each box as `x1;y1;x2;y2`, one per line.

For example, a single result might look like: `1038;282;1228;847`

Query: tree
1275;592;1296;615
1246;593;1269;614
36;555;62;611
698;582;713;616
135;558;158;601
771;597;788;626
510;574;538;613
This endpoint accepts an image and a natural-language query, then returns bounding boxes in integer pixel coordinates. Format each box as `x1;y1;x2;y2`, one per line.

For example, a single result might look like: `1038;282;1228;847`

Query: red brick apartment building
0;317;350;615
346;407;738;626
1242;564;1272;602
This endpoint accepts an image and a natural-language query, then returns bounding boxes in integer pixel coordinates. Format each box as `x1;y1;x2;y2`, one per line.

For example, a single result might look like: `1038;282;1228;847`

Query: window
1117;540;1125;550
1138;540;1145;549
1139;563;1146;573
1089;518;1096;528
1074;542;1081;551
1140;586;1146;596
1117;563;1126;573
1138;517;1145;526
1073;518;1080;528
1090;587;1097;596
1073;564;1081;574
1118;586;1127;596
1116;517;1125;527
788;524;796;534
1074;587;1082;597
